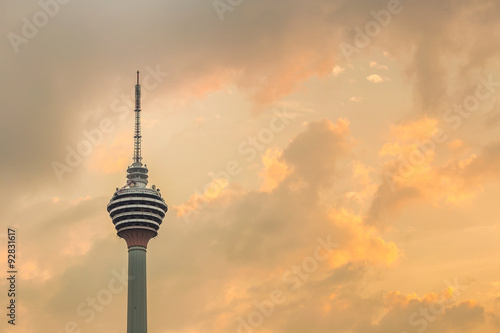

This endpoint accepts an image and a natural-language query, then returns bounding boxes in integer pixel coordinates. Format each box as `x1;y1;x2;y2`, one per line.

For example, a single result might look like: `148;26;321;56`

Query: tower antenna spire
134;70;142;164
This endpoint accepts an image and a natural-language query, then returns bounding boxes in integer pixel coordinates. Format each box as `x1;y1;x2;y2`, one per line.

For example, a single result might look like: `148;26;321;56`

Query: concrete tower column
127;246;147;333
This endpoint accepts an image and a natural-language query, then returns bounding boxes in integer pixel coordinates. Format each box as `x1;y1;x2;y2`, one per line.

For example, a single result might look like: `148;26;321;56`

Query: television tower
107;71;168;333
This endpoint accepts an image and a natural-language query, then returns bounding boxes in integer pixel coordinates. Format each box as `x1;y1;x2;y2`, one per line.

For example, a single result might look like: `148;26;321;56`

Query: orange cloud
173;177;230;218
327;209;400;267
259;147;291;193
370;116;489;227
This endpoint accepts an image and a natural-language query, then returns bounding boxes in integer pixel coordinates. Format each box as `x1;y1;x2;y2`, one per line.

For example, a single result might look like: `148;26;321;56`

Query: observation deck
107;186;168;238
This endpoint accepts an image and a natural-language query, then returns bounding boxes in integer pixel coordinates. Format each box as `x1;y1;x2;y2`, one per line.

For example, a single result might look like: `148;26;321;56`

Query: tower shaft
127;246;148;333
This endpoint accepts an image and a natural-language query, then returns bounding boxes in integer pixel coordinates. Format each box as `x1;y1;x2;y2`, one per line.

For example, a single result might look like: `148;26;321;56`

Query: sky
1;0;500;332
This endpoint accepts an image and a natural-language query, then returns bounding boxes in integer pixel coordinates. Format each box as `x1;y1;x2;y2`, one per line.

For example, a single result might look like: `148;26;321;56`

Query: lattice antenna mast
134;71;142;164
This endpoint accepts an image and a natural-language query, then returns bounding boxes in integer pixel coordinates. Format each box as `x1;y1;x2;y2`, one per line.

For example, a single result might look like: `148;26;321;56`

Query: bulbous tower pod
107;72;167;333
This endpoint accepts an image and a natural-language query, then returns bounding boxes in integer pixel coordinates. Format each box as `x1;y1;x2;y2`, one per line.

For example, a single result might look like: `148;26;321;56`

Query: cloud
369;61;388;70
283;118;353;191
332;65;346;76
355;290;499;333
259;147;291;193
367;115;500;228
150;119;400;332
366;74;389;83
172;177;232;219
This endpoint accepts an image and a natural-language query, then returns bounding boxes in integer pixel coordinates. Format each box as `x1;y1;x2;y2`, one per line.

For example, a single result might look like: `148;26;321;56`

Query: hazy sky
2;0;500;332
